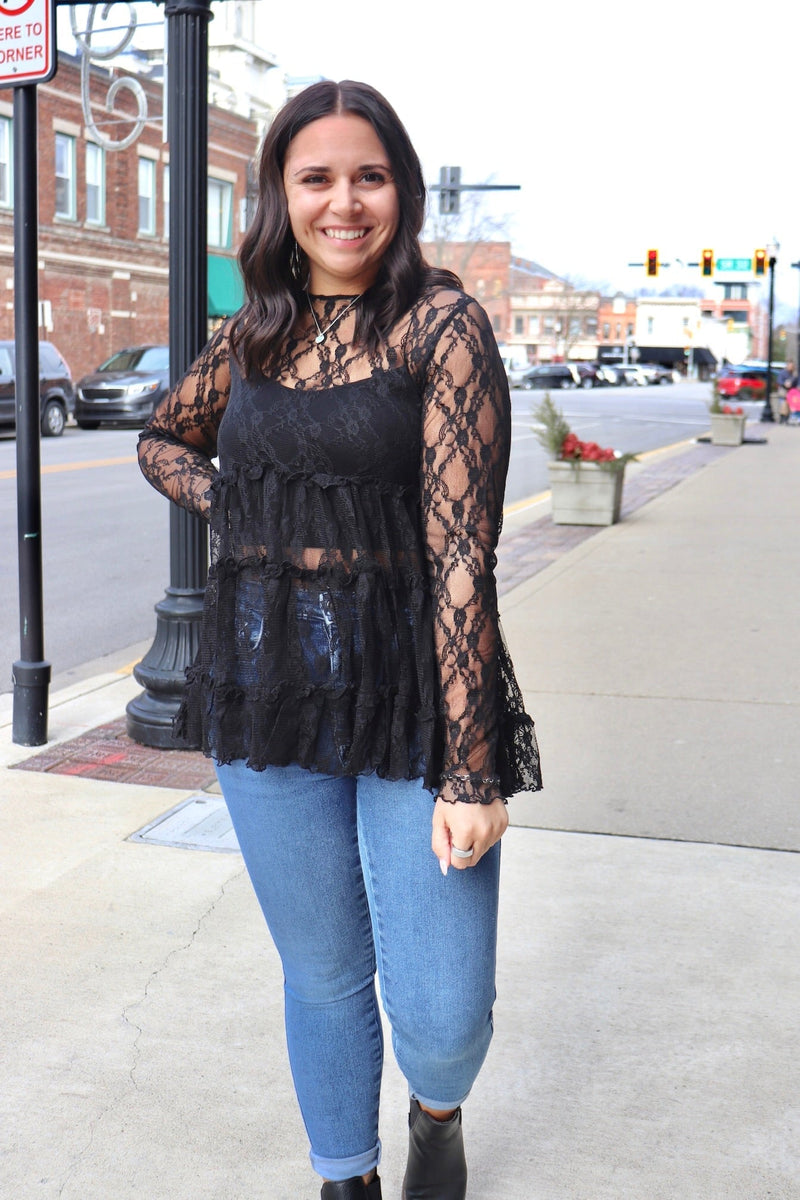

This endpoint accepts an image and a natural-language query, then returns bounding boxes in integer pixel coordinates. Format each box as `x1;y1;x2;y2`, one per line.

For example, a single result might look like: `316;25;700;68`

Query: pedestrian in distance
137;79;541;1200
777;359;799;424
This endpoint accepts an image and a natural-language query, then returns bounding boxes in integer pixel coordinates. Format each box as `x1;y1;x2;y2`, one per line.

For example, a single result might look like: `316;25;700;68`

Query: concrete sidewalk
2;426;799;1199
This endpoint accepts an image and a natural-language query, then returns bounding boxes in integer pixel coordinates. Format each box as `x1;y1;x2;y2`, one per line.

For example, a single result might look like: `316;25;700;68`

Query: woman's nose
329;179;361;215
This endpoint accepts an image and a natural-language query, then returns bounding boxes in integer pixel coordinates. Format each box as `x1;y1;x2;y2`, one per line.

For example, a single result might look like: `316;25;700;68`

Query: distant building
0;52;258;380
596;293;636;360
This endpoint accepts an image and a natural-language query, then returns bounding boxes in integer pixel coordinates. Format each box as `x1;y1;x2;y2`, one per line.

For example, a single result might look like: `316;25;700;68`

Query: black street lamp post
761;243;779;422
126;0;213;747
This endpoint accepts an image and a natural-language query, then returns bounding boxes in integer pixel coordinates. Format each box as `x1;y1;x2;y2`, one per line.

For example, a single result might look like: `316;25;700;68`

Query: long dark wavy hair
231;80;461;376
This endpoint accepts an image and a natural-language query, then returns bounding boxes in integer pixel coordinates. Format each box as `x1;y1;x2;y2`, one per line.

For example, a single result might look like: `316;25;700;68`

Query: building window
616;322;622;339
514;316;525;336
603;322;610;339
492;314;501;334
529;315;539;336
724;284;747;301
85;142;105;225
647;317;654;335
163;164;170;238
0;116;11;208
208;177;233;248
626;323;634;338
585;316;597;336
138;156;157;234
55;133;76;219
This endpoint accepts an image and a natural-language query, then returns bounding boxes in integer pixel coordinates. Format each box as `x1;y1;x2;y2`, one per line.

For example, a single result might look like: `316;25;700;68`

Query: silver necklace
306;291;363;345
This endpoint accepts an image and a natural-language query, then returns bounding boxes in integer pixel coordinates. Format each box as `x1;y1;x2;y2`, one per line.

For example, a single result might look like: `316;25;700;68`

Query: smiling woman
282;113;399;297
136;78;540;1200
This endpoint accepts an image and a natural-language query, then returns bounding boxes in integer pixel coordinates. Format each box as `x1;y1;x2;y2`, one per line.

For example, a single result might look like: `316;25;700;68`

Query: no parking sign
0;0;56;88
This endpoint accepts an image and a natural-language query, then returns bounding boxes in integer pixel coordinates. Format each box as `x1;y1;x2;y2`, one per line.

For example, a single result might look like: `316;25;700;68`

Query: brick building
0;52;258;380
420;239;512;340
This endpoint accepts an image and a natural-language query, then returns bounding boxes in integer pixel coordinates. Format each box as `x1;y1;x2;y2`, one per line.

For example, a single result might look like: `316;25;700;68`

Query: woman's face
283;112;400;295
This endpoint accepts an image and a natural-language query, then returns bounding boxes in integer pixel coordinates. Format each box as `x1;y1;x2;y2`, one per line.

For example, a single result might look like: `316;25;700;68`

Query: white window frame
163;163;170;239
138;156;157;235
85;141;105;225
55;132;77;220
0;116;11;208
208;177;233;249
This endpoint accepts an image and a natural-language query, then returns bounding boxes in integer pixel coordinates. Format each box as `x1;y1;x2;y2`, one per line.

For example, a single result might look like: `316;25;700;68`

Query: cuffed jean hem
410;1087;471;1111
310;1140;381;1182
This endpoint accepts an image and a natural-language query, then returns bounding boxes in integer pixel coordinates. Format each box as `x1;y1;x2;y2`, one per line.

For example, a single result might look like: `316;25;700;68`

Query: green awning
207;254;245;318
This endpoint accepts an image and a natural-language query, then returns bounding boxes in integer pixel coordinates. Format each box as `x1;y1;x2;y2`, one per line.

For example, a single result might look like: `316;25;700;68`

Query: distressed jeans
215;759;501;1183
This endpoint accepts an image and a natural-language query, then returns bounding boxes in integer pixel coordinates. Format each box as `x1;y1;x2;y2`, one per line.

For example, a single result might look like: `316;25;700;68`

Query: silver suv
0;340;75;437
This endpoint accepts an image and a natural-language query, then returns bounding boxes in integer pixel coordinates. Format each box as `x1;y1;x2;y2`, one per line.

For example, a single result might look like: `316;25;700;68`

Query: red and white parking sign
0;0;56;88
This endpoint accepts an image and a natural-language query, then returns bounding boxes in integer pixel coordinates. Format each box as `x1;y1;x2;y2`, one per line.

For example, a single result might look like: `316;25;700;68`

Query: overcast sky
58;0;800;313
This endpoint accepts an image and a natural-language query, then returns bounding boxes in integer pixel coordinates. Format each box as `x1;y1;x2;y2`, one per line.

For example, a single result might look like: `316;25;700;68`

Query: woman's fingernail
439;858;448;876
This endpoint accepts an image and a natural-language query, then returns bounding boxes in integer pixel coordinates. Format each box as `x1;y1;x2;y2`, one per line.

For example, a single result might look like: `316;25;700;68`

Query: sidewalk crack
56;867;246;1197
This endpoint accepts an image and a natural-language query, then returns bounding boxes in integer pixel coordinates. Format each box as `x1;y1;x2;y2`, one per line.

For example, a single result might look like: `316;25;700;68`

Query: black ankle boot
320;1174;382;1199
402;1099;467;1200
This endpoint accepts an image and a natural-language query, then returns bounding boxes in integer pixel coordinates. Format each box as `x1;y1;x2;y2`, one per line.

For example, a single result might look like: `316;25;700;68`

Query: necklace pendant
314;332;326;345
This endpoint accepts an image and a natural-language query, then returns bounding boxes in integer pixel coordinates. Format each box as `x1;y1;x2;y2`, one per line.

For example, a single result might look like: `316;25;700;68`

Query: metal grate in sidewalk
128;794;239;853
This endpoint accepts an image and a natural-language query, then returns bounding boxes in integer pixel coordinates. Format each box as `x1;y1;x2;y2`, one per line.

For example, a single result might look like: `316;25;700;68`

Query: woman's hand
431;794;509;874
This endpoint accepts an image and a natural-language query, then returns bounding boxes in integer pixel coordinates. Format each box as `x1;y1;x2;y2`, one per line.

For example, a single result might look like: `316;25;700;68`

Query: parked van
0;341;75;437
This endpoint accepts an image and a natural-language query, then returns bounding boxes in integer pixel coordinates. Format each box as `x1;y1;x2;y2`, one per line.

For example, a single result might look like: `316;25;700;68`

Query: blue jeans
215;760;501;1183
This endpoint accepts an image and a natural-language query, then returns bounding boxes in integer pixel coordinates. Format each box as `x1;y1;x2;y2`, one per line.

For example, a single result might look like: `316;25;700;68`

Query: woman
138;80;541;1200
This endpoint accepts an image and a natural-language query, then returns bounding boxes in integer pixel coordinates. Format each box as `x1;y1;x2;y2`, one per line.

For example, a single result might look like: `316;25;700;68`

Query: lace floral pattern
137;287;541;802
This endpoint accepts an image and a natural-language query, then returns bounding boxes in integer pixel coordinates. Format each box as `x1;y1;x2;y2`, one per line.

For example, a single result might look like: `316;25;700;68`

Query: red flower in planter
720;404;744;415
560;433;617;463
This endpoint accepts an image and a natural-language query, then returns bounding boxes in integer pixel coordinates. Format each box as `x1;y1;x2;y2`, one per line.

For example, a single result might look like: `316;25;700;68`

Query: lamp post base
125;585;203;748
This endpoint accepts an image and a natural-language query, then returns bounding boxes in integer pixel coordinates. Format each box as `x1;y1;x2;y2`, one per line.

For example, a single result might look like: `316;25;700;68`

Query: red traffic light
754;249;767;276
646;249;659;277
701;249;714;277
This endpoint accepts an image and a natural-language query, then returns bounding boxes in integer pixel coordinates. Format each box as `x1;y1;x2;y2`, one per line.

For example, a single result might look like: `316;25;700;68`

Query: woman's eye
302;173;328;185
360;171;387;185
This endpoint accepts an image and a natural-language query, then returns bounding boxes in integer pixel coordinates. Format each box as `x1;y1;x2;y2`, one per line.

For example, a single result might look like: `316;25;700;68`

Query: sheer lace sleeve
137;323;233;519
419;294;511;804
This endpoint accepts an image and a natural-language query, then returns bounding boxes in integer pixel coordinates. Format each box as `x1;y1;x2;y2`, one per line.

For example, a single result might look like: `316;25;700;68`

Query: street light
761;238;779;422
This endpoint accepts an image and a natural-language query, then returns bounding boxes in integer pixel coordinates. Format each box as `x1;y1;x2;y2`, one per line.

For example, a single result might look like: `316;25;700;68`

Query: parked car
75;345;170;428
574;363;620;389
518;363;579;390
715;364;770;401
0;340;75;437
637;363;677;385
614;363;650;387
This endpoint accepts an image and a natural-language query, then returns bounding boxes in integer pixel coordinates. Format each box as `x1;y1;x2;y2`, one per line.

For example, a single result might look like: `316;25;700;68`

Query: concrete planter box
710;412;746;446
548;460;625;526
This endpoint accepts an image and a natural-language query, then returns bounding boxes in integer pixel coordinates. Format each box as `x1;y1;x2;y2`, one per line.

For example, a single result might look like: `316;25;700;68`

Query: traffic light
646;249;659;277
754;249;767;276
701;249;714;277
439;166;461;214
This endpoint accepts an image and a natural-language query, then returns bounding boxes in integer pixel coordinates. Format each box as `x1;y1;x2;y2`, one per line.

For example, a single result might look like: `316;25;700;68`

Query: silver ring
451;844;475;860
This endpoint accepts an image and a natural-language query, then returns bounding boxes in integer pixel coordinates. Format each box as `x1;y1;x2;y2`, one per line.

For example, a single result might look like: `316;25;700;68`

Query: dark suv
0;340;75;437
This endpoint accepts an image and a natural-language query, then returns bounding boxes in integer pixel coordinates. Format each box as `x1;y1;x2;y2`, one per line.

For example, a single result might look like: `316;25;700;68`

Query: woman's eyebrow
288;161;393;177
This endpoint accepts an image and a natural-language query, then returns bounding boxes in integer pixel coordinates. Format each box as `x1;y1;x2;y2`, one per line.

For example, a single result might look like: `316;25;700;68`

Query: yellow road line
0;454;137;481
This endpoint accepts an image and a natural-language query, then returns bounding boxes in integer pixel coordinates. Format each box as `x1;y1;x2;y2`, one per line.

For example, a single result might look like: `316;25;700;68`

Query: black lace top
137;286;541;804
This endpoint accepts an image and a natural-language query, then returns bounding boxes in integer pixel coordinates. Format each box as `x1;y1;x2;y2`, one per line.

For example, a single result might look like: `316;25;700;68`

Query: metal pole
12;85;51;745
126;0;213;747
761;255;777;422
